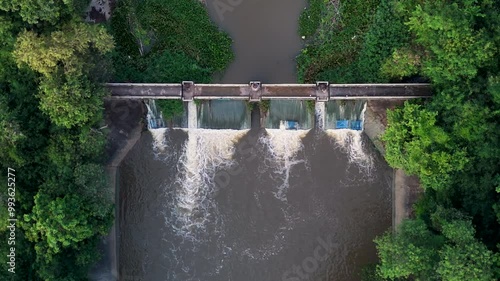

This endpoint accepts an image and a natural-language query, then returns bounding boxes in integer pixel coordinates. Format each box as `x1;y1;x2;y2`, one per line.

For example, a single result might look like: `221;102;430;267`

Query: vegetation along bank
299;0;500;280
0;0;233;280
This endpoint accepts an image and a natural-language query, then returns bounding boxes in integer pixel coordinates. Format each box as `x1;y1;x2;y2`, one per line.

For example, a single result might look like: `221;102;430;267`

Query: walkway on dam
105;82;432;101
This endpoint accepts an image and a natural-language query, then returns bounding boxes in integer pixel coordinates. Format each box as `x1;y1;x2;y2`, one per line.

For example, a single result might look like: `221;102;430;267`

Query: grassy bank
299;0;500;280
110;0;234;120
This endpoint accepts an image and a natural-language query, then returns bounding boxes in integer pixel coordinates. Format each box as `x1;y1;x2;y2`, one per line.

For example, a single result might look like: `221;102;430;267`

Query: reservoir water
118;0;393;280
205;0;306;83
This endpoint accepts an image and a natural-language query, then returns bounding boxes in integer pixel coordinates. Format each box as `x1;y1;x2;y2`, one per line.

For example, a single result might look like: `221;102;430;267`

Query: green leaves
111;0;233;84
297;0;382;83
39;72;105;128
156;100;185;120
74;163;112;218
25;192;111;256
407;0;497;86
380;47;421;81
438;242;497;281
383;102;468;191
376;210;499;281
298;0;325;37
14;21;114;77
13;21;113;128
1;2;114;281
0;0;65;24
375;219;443;280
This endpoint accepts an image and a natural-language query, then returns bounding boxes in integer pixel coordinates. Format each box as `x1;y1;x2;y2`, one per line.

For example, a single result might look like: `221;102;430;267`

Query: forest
298;0;500;279
0;0;232;280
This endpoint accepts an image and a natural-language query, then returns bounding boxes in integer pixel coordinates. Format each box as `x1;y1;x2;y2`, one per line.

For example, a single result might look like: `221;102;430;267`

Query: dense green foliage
298;0;324;38
0;0;232;279
0;1;114;280
376;210;499;280
110;0;233;120
156;100;184;120
301;0;500;279
296;0;381;82
0;0;87;24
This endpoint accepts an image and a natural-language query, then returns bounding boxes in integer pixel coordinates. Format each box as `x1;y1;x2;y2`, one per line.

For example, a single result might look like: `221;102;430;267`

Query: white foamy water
260;129;308;201
150;128;168;152
171;129;248;236
326;129;374;175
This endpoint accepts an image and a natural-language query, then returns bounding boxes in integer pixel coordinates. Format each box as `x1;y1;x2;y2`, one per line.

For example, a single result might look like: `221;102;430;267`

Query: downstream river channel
118;0;393;280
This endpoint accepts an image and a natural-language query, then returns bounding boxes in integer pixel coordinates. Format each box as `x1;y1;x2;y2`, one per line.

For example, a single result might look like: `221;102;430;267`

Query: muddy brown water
119;129;392;281
205;0;306;83
118;1;392;280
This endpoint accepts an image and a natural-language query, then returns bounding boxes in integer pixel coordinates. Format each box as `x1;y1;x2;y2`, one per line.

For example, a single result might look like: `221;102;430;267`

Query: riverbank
363;100;422;230
89;100;145;281
297;0;423;231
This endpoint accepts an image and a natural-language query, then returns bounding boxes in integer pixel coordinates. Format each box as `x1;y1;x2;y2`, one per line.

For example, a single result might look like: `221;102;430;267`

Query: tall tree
14;21;114;128
376;208;499;280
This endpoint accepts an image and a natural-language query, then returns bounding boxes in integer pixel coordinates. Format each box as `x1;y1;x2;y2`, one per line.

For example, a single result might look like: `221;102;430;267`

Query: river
118;0;392;280
205;0;305;83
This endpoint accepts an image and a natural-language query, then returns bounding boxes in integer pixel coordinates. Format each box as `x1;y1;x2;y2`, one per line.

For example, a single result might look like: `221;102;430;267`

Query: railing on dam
105;81;432;101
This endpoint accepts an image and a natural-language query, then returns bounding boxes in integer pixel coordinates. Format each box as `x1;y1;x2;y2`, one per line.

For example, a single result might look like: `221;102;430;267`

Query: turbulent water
120;0;390;278
119;125;392;281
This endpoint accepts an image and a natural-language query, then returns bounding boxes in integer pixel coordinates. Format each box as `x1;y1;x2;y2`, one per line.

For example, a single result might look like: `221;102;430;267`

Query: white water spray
150;128;168;153
325;103;373;174
172;129;248;236
260;129;308;201
145;99;165;129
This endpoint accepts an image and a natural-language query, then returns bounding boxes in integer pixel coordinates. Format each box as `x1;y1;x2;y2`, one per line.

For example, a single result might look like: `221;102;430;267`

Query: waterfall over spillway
198;100;251;129
325;103;373;174
259;129;308;201
264;100;314;129
315;101;326;130
145;98;372;237
188;101;198;129
169;129;248;236
150;128;168;152
325;100;366;130
145;99;165;129
325;130;374;173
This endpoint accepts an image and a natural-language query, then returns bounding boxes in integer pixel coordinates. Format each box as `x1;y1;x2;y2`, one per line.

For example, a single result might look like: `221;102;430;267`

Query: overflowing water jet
188;101;198;129
315;101;326;130
145;99;165;129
